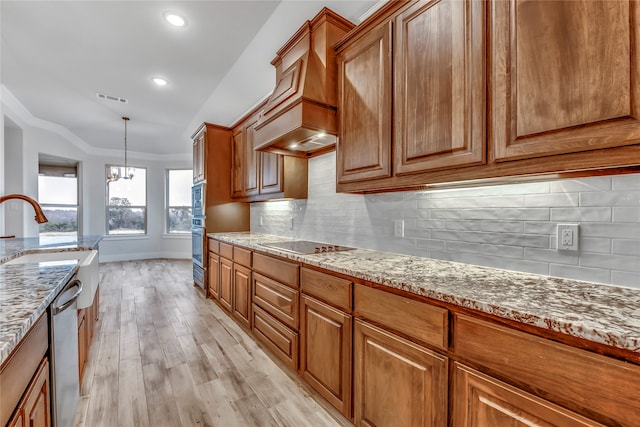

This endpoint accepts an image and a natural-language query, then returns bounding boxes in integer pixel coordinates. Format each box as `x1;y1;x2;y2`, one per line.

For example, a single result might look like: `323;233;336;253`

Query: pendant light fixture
107;117;135;182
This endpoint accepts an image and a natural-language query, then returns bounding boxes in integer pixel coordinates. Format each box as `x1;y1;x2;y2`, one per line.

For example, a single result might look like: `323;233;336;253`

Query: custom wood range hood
254;8;354;158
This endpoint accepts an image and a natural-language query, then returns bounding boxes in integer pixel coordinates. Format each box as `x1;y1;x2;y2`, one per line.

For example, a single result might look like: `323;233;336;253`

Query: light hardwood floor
74;259;352;427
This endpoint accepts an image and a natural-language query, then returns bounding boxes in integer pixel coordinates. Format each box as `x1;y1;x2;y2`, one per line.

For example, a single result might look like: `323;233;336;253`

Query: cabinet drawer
253;272;299;330
233;246;252;267
252;304;298;371
452;362;604;427
208;238;219;254
219;242;233;259
453;314;640;426
253;253;298;288
301;268;352;311
354;284;448;351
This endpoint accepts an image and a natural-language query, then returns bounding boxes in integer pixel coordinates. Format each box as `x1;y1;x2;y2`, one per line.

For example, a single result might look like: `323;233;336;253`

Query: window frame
165;168;193;234
37;163;82;239
105;164;148;235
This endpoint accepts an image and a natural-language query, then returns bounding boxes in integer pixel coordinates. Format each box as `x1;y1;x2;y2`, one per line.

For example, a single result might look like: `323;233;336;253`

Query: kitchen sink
4;249;99;309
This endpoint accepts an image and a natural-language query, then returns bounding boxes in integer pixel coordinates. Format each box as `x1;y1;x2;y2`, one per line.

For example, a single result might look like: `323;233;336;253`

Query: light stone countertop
0;235;103;366
209;232;640;355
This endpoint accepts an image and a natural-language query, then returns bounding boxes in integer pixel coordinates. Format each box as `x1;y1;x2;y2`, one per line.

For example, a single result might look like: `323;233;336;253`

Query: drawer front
253;272;299;330
453;314;640;427
252;304;298;371
354;284;448;351
219;242;233;260
208;238;220;254
233;246;252;268
253;253;299;288
452;362;605;427
301;268;352;311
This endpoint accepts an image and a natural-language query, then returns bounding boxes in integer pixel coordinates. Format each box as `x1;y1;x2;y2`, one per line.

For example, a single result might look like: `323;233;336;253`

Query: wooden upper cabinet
231;127;245;198
394;0;485;175
491;0;640;161
192;129;205;183
337;21;393;183
260;151;283;195
243;119;260;197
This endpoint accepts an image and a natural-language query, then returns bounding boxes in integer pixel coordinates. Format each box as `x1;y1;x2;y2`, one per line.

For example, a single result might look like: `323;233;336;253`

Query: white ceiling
1;1;379;157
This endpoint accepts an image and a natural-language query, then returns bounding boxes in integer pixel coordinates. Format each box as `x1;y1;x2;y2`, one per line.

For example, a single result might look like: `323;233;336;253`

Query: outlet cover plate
557;224;579;251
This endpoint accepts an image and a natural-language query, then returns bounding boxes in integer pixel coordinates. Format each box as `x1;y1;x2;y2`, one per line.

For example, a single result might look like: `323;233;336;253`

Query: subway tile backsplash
251;152;640;289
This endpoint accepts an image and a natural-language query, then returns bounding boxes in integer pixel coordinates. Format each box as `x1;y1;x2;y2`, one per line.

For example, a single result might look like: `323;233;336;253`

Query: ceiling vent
96;92;128;103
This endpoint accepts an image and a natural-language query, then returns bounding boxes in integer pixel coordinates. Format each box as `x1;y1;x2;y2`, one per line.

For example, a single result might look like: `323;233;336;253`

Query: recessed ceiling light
164;12;186;27
152;77;168;86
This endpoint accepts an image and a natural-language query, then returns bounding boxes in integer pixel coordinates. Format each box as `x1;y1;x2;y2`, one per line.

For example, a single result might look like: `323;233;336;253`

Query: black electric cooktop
261;240;356;255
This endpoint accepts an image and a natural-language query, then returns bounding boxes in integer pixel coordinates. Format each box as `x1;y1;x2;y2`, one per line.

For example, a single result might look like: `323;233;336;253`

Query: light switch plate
557;223;579;251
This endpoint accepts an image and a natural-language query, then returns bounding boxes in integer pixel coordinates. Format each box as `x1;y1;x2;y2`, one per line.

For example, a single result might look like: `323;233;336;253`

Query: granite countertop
0;235;103;366
209;232;640;355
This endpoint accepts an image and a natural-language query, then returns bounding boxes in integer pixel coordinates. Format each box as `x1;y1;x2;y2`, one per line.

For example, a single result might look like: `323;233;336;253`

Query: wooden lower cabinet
77;309;88;381
232;263;252;329
300;295;352;418
8;358;50;427
208;252;220;300
353;319;447;427
252;304;299;371
219;257;233;312
452;363;604;427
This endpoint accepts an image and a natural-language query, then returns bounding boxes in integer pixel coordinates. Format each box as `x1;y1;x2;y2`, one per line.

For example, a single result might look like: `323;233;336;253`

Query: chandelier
107;117;135;182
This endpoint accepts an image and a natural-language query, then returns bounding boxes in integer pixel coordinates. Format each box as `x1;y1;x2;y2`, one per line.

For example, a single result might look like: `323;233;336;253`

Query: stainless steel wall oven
192;183;206;289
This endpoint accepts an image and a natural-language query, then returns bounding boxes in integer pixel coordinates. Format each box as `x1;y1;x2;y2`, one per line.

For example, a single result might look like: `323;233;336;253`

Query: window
166;169;192;233
38;162;80;243
106;166;146;234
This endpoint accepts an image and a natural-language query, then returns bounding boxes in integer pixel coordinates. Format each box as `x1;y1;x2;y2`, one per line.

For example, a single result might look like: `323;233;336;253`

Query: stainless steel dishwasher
49;277;83;427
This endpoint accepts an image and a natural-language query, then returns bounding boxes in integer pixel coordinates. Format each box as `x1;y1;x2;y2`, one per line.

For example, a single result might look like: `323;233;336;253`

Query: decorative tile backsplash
251;152;640;289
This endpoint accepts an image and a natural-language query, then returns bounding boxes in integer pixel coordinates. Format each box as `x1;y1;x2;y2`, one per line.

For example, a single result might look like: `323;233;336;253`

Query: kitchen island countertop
209;232;640;356
0;235;103;366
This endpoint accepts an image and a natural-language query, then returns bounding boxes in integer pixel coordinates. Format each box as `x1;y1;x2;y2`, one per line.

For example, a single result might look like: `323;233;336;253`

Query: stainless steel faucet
0;193;49;238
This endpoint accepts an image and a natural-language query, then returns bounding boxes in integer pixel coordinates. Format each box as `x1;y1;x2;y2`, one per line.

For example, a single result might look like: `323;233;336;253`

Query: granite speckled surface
0;235;103;366
210;232;640;354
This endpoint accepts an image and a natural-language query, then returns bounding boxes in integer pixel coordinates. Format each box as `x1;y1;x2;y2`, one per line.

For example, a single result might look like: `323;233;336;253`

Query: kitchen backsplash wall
251;152;640;289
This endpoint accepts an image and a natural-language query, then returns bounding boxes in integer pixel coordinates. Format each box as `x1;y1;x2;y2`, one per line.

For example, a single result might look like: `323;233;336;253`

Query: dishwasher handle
52;279;83;315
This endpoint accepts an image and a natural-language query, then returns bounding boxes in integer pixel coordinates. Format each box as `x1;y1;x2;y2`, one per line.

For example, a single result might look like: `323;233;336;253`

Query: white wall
252;152;640;289
1;93;191;261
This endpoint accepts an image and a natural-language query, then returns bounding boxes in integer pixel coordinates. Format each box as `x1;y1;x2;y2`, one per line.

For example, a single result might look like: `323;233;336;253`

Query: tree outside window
106;166;146;234
167;169;192;233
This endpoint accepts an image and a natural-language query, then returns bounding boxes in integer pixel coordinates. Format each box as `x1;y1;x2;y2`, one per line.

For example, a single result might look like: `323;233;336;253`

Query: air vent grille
96;93;128;103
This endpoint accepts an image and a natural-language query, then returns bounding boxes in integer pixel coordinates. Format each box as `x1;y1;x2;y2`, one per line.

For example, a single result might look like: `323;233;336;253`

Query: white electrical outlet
394;220;404;237
289;217;294;230
259;216;264;226
557;224;579;251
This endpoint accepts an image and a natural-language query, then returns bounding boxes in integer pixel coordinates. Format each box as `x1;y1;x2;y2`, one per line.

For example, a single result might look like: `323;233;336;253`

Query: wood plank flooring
74;259;352;427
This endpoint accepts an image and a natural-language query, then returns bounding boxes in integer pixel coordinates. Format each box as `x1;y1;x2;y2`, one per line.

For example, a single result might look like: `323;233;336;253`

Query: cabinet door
452;363;605;427
394;0;485;175
300;296;352;418
78;309;87;383
231;128;245;198
208;253;220;300
337;21;393;183
491;0;640;161
243;120;260;196
232;263;252;329
7;411;24;427
23;359;50;427
193;132;205;183
259;152;283;195
219;257;233;313
354;319;447;427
